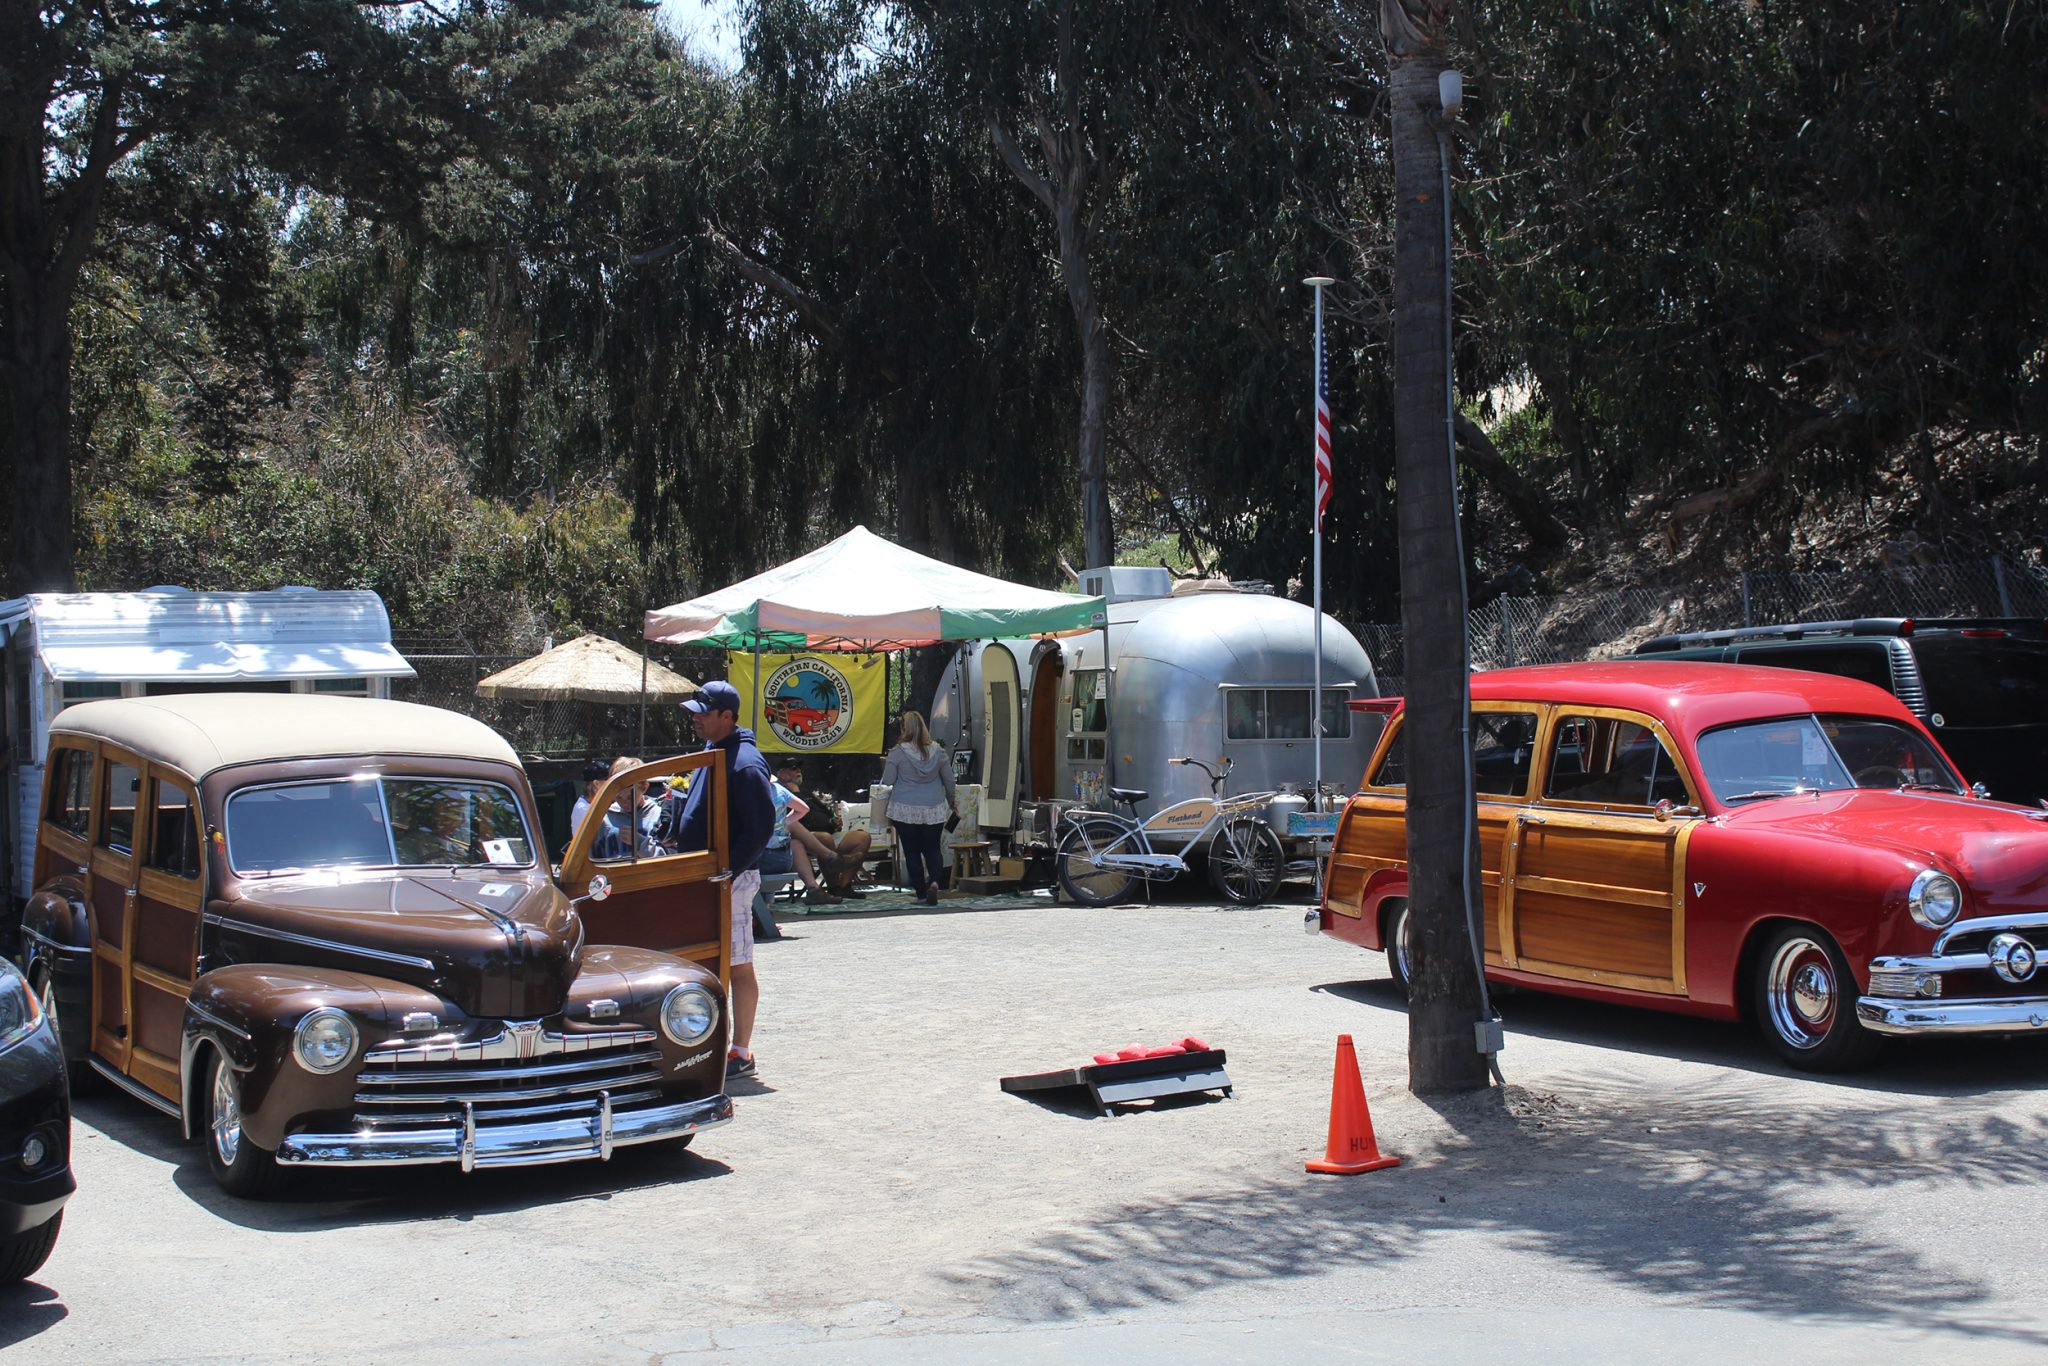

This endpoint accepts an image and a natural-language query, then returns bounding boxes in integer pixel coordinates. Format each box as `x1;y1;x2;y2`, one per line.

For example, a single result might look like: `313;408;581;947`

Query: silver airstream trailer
928;567;1381;872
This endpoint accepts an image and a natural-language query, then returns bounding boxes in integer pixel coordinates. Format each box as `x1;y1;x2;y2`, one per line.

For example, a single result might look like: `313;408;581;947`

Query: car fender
181;963;463;1149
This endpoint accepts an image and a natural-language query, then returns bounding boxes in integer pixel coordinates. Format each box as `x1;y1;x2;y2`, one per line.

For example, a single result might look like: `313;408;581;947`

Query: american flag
1313;336;1333;531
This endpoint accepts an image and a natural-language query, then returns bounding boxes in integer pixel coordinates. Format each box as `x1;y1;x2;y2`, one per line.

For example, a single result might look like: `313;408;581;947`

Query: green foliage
77;369;643;646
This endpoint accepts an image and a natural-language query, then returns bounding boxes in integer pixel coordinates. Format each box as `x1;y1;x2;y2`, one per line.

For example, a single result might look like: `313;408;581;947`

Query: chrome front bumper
276;1092;734;1170
1855;999;2048;1036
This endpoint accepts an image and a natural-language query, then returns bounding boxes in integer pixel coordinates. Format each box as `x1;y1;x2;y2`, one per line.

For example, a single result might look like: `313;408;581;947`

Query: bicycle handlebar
1170;755;1232;791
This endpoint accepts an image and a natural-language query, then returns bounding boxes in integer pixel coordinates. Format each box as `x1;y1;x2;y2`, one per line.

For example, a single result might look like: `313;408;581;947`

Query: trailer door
980;645;1022;831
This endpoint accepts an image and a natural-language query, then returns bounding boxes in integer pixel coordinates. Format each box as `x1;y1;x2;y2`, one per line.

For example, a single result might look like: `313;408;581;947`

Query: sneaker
725;1050;758;1080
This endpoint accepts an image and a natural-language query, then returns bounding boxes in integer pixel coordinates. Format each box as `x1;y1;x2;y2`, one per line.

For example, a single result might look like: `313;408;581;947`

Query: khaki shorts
730;867;760;966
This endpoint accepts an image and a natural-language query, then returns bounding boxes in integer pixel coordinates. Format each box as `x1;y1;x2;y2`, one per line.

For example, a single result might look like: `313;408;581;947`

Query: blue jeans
895;820;944;894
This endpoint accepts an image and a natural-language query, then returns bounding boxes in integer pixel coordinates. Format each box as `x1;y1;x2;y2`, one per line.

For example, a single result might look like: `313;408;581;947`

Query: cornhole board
1000;1049;1231;1118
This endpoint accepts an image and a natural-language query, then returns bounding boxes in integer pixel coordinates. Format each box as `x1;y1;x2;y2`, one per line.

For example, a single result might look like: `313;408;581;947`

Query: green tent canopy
643;526;1104;651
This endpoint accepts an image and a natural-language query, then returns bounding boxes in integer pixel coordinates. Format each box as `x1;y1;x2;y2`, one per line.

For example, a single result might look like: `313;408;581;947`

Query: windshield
227;777;535;875
1695;715;1964;804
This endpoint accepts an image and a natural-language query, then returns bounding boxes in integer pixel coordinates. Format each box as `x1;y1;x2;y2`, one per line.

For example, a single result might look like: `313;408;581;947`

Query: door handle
124;889;138;899
1520;815;1547;826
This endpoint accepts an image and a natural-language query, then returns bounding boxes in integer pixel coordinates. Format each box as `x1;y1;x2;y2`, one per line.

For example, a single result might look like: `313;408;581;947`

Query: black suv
1632;618;2048;807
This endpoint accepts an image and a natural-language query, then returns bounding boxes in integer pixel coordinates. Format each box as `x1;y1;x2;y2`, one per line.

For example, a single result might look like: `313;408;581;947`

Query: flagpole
1305;275;1334;894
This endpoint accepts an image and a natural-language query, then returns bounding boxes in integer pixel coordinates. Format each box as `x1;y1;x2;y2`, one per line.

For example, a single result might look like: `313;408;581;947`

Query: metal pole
1992;554;2014;617
1304;275;1334;900
637;636;648;756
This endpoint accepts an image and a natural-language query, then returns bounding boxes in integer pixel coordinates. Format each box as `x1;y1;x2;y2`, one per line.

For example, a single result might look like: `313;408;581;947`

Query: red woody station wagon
1308;662;2048;1070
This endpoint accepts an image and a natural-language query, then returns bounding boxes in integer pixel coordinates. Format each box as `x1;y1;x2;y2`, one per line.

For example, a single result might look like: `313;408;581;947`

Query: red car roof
1470;661;1918;743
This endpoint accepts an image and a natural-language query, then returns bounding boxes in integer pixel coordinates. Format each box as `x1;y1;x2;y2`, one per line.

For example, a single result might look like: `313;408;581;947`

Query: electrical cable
1436;115;1505;1088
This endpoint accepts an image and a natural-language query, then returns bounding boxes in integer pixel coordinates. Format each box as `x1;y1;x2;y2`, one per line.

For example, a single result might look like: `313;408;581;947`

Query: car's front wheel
1753;925;1882;1071
202;1051;285;1198
0;1211;61;1284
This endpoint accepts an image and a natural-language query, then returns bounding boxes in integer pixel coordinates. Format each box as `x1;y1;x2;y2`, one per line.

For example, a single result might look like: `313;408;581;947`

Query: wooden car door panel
127;768;205;1101
1505;814;1695;994
557;751;731;986
87;745;146;1072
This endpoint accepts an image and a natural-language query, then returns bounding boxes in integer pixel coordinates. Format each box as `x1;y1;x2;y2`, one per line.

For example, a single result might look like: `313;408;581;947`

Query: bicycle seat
1108;786;1149;806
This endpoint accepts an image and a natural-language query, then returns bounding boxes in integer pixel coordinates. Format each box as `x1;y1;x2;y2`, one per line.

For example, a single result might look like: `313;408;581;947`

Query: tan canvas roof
49;694;519;778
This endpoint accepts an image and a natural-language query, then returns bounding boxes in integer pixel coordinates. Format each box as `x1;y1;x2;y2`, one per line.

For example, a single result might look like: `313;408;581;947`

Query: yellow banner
727;652;888;756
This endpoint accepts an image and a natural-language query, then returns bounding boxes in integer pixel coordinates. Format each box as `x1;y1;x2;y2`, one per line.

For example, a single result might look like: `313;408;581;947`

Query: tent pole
638;636;648;757
752;636;763;741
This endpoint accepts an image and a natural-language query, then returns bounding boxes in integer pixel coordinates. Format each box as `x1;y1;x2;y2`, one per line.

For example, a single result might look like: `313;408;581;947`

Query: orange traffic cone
1305;1034;1401;1174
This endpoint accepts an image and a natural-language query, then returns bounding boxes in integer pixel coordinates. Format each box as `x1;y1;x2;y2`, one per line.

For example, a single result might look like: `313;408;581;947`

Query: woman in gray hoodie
877;711;957;905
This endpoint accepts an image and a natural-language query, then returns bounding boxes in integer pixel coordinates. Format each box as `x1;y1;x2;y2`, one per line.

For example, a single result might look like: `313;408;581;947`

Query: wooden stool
950;840;993;882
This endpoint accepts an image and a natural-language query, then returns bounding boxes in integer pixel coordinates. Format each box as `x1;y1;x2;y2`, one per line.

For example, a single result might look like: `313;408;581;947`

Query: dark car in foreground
0;955;71;1283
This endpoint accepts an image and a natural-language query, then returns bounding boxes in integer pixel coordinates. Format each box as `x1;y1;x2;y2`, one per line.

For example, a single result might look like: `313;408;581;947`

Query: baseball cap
684;679;742;715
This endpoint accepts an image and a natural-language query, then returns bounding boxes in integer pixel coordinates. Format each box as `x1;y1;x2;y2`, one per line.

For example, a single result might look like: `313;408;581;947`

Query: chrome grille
354;1026;666;1127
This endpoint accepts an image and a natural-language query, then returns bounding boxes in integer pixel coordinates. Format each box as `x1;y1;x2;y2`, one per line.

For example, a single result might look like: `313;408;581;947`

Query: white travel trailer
0;587;415;907
928;567;1381;861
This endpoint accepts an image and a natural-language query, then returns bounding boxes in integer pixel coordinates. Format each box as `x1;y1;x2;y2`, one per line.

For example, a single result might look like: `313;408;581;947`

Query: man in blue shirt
673;680;776;1080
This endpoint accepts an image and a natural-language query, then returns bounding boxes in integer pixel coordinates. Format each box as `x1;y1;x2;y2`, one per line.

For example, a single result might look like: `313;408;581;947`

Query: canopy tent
643;525;1103;651
474;633;697;704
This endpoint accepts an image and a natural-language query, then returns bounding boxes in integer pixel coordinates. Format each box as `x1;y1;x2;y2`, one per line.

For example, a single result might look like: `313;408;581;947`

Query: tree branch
988;116;1055;213
697;220;847;357
1453;411;1568;554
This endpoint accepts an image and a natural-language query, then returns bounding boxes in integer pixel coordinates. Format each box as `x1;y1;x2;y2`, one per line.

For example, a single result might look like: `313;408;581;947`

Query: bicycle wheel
1208;816;1285;906
1057;817;1140;906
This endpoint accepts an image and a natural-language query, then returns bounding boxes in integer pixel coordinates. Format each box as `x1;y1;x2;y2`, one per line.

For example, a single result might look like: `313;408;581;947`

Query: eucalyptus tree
0;0;673;596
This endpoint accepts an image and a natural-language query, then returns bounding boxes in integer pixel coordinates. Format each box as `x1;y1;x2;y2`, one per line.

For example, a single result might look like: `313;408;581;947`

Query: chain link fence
1357;553;2048;695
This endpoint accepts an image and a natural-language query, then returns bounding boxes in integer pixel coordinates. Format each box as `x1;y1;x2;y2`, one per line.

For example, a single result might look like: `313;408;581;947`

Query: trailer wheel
1056;818;1139;906
1208;818;1284;906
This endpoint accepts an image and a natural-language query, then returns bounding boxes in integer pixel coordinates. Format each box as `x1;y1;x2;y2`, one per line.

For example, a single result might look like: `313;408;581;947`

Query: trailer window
1226;689;1352;741
58;681;122;712
1071;670;1108;733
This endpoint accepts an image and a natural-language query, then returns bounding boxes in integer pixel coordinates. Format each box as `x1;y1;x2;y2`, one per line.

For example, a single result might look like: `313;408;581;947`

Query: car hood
215;872;579;1019
1720;790;2048;907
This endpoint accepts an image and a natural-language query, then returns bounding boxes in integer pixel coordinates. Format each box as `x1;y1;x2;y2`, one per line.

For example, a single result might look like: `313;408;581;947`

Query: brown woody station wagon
16;693;736;1196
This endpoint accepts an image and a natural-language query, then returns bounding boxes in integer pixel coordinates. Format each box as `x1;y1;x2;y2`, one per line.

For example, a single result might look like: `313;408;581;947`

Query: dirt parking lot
13;894;2048;1361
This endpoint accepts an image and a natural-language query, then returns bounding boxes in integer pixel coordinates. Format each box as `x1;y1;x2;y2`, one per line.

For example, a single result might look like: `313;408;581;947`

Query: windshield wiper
1722;788;1805;803
1897;781;1961;793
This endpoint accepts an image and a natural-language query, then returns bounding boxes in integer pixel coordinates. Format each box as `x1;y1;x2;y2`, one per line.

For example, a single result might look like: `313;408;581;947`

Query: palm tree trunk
1389;28;1488;1094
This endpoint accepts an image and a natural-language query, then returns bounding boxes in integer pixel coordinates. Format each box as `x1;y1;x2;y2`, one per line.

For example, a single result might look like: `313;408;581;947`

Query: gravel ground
11;893;2048;1362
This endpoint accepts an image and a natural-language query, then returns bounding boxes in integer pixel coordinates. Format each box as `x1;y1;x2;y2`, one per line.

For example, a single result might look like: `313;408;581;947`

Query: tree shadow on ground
1310;977;2048;1098
73;1092;728;1232
945;1081;2048;1348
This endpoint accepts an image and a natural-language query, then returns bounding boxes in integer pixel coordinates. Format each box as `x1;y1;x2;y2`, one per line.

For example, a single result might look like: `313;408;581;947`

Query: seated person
762;769;844;905
774;758;872;898
570;757;609;832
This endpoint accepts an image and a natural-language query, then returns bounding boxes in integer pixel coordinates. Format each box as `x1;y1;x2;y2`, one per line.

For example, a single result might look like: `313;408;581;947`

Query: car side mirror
1655;799;1702;822
1971;782;1991;800
574;873;612;906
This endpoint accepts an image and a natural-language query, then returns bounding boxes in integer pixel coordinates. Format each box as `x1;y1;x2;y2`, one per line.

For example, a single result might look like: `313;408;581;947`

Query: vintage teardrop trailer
927;567;1382;865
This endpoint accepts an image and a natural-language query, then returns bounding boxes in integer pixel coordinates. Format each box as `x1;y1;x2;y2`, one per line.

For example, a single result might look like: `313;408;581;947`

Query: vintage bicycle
1054;756;1287;907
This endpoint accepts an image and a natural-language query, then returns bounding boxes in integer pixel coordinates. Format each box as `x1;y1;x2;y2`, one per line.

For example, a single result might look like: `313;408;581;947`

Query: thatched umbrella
475;634;697;756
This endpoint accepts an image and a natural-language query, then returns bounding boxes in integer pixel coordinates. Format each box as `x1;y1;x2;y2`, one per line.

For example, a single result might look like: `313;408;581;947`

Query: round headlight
1908;869;1963;931
660;984;719;1047
293;1008;360;1074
